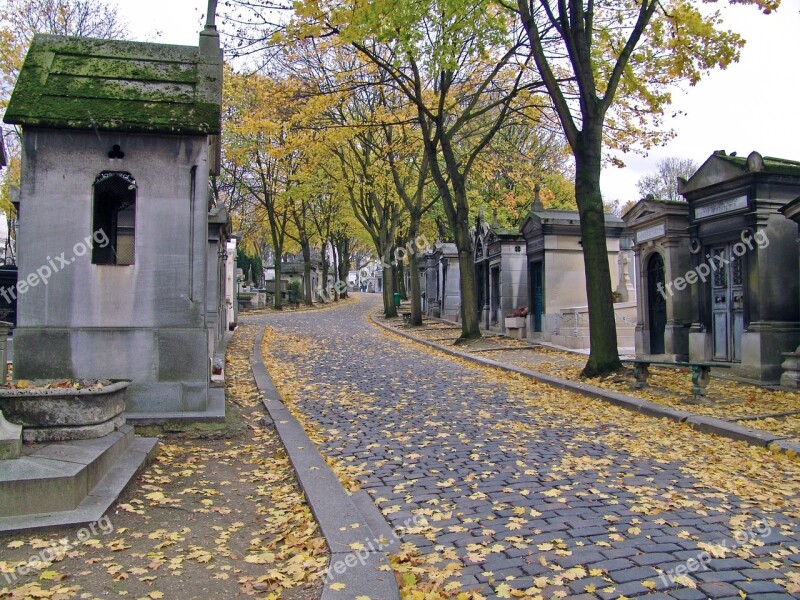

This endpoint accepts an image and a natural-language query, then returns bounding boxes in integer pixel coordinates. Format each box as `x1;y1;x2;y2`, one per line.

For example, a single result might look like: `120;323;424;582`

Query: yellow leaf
329;582;346;591
6;540;24;549
39;570;61;581
537;542;554;551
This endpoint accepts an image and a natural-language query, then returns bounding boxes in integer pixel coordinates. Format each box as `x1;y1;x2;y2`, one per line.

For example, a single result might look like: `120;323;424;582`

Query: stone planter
0;380;129;442
504;317;527;329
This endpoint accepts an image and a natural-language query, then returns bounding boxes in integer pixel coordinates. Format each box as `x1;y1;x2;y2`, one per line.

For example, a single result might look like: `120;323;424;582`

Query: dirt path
0;324;326;600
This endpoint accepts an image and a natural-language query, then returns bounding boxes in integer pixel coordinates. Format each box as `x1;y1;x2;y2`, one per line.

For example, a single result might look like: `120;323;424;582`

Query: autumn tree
469;118;575;225
636;157;698;202
509;0;778;375
227;0;540;338
340;19;537;339
222;69;306;309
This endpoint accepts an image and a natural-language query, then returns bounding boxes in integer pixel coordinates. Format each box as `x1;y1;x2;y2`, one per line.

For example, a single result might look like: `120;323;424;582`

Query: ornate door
711;245;744;362
531;262;543;332
647;253;667;354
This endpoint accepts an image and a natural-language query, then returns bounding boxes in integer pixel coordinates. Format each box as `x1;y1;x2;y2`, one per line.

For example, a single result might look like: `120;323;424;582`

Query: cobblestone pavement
243;295;800;599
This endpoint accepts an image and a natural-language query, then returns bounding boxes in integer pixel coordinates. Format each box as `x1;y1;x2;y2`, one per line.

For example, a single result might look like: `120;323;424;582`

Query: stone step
0;425;138;518
124;387;225;423
0;435;157;532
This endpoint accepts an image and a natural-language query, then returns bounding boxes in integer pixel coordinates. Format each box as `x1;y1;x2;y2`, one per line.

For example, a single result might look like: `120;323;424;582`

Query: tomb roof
5;34;222;135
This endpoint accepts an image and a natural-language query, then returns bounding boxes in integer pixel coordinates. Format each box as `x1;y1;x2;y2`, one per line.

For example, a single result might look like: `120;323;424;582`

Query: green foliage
236;247;263;286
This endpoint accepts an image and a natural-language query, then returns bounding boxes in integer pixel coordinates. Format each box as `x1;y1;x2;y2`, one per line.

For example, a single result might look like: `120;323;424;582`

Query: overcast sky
110;0;800;203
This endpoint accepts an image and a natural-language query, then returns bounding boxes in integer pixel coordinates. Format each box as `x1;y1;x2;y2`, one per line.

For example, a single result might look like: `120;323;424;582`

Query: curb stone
251;327;401;600
370;315;798;459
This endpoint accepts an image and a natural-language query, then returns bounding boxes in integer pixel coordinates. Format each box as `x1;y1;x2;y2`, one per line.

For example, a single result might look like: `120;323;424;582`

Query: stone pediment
622;198;688;228
678;151;800;196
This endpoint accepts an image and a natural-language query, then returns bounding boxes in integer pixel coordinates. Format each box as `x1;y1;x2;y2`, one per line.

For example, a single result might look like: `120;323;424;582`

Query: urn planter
0;380;129;442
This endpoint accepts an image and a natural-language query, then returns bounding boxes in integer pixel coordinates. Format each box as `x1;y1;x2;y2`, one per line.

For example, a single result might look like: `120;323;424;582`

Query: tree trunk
301;241;313;306
320;243;329;303
273;259;283;310
382;263;397;317
451;190;480;339
408;221;423;326
575;132;621;376
337;237;350;299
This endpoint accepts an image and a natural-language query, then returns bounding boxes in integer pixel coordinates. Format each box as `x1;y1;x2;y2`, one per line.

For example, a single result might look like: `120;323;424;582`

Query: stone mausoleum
473;215;528;333
623;197;692;360
4;22;226;418
626;151;800;383
680;151;800;382
520;197;635;349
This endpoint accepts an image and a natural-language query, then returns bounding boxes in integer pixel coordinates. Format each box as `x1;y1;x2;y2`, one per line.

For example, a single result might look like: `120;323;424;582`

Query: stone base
125;386;225;423
505;327;527;340
12;326;212;418
688;327;712;362
738;323;800;383
22;415;126;443
690;322;800;383
0;425;158;529
780;351;800;388
0;410;22;460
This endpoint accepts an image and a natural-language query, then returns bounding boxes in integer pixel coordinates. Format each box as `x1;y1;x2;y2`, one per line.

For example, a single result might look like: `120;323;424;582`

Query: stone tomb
473;216;528;333
4;24;226;419
623;197;693;360
675;151;800;382
423;243;462;321
778;196;800;387
520;200;634;349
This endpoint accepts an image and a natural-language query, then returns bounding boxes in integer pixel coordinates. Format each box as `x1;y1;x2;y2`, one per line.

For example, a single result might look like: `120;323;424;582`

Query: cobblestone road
244;295;800;599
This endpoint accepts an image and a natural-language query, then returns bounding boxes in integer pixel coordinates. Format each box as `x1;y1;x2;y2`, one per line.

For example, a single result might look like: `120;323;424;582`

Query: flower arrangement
505;306;529;319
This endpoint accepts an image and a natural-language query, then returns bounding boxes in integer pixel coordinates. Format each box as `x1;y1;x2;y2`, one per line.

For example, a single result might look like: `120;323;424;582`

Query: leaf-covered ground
252;294;800;599
391;316;800;440
0;324;326;600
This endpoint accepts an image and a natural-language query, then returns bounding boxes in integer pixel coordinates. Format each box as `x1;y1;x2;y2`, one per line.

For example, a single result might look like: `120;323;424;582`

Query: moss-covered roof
715;152;800;176
490;226;522;237
4;34;222;135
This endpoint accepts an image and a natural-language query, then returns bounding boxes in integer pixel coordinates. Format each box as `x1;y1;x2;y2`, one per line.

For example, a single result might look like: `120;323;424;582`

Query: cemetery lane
250;294;800;599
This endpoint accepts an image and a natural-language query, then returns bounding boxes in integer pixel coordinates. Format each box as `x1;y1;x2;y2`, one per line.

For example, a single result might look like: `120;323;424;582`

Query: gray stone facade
5;29;225;417
623;198;693;360
677;151;800;383
423;243;461;321
473;219;528;333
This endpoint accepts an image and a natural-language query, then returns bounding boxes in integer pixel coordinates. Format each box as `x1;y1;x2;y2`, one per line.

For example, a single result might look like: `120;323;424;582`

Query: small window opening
92;171;136;265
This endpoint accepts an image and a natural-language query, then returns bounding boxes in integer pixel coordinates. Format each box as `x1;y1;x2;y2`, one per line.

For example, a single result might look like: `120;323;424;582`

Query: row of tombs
3;28;800;429
417;150;800;387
